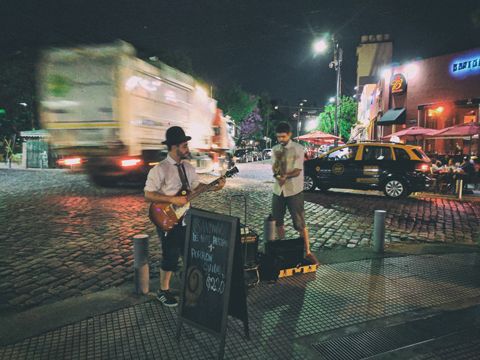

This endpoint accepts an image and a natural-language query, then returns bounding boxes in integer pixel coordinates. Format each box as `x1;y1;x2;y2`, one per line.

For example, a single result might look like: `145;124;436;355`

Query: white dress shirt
144;154;199;195
272;140;304;197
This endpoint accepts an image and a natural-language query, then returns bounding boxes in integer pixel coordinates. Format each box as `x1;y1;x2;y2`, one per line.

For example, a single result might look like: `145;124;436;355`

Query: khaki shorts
272;192;306;231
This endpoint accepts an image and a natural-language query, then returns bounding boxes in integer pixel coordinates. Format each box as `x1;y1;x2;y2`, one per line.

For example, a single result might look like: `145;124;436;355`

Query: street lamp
313;34;342;145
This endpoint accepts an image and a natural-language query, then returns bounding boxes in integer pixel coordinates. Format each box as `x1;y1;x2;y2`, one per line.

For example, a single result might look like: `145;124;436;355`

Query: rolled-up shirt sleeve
144;167;163;193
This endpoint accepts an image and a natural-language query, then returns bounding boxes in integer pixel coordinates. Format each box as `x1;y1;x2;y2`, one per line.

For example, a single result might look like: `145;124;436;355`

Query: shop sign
390;73;407;95
450;52;480;78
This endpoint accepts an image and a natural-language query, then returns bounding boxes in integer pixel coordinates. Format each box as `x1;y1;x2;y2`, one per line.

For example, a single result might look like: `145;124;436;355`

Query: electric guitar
149;166;239;231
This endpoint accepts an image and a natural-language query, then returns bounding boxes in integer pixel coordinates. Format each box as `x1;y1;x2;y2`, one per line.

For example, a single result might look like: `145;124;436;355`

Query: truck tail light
121;158;143;168
58;157;82;166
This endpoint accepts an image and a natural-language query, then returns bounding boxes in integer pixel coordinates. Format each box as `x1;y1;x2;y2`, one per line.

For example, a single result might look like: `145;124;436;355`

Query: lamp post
332;35;342;143
313;35;343;145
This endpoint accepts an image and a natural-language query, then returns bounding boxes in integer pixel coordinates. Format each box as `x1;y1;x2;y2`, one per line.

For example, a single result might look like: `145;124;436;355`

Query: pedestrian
144;126;225;307
271;122;319;265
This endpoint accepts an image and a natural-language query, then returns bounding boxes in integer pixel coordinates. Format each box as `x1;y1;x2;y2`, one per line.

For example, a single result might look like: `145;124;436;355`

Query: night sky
2;0;480;104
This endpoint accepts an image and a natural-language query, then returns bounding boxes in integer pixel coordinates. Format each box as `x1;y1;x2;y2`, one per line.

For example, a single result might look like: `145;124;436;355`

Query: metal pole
373;210;386;253
333;37;342;146
133;234;149;295
296;110;300;138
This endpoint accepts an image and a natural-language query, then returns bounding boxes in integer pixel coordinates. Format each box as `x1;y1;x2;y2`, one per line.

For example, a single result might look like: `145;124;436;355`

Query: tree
239;108;263;140
257;93;272;135
316;96;357;140
216;84;258;125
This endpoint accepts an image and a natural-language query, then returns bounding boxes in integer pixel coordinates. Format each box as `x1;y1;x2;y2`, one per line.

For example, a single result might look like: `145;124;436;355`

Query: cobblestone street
1;165;479;313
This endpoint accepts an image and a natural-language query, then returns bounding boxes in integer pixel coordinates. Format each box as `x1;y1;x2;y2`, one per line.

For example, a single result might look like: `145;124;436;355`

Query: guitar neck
186;177;224;202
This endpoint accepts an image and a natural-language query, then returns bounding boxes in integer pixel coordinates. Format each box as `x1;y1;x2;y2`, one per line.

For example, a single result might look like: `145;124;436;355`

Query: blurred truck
38;40;233;185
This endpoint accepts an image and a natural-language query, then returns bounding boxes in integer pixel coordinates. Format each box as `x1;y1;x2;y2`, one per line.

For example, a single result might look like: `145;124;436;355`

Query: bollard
458;179;463;200
263;214;276;243
373;210;386;253
133;234;149;295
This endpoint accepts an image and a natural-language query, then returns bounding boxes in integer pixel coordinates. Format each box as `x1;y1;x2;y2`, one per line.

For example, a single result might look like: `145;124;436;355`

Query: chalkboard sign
176;208;248;359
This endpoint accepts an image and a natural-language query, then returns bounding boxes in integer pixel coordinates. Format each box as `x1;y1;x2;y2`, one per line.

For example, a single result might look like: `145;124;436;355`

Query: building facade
355;47;480;156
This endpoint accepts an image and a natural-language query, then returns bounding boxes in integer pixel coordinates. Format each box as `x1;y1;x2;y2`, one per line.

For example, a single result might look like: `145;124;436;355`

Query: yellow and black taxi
304;142;433;198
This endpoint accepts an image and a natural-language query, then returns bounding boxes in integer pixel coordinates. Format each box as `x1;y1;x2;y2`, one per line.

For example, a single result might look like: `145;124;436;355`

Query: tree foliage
257;92;275;139
216;84;258;124
239;107;263;139
316;96;357;140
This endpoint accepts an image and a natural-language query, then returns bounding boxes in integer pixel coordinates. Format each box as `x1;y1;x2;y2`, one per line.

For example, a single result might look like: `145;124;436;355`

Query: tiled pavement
1;252;480;359
0;168;479;313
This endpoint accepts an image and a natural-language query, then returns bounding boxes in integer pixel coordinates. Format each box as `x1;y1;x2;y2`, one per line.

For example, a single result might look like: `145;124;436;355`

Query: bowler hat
162;126;192;145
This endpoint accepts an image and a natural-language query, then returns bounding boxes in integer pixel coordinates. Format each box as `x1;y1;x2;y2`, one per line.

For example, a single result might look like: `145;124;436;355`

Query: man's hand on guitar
171;196;189;207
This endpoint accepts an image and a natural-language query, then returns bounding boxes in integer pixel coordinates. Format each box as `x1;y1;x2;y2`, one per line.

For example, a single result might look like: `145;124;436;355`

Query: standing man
145;126;225;307
271;122;318;265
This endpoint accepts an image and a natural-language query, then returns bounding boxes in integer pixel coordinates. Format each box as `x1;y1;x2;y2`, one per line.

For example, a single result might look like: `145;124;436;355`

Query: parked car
303;142;433;198
251;150;263;161
262;148;272;160
234;149;249;163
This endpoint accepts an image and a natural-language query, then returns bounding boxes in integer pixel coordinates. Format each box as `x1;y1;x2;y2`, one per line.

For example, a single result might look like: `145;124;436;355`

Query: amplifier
265;238;304;269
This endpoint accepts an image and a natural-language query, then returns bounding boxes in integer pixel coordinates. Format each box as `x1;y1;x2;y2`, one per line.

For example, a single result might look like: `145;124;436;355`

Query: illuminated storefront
362;47;480;155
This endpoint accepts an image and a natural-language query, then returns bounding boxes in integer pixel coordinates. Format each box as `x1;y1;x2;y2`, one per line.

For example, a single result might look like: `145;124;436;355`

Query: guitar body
149;190;190;232
148;166;239;231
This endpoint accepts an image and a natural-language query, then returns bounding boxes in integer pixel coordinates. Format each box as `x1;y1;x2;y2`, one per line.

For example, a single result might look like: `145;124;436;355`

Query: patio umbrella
295;130;341;145
430;122;480;137
381;126;439;142
428;122;480;154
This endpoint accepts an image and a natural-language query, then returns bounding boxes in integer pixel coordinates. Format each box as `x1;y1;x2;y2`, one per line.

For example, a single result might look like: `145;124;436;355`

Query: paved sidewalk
1;251;479;359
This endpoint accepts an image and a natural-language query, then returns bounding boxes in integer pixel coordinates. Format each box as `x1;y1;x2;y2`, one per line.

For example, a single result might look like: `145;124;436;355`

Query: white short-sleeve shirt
144;154;199;196
272;140;304;197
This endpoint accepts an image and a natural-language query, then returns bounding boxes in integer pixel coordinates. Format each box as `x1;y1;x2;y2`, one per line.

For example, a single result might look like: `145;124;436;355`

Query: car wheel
304;174;316;192
383;178;408;199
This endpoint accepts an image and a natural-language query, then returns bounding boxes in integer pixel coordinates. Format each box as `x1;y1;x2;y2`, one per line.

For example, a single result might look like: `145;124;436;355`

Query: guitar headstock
224;166;239;178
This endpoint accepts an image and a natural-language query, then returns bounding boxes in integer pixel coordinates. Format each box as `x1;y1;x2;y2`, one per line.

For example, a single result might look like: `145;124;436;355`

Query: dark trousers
156;224;186;272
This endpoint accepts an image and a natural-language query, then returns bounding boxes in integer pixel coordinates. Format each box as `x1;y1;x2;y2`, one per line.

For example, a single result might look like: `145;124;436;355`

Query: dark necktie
176;163;189;191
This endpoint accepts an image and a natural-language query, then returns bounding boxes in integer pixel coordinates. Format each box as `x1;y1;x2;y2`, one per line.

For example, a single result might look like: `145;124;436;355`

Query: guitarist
144;126;225;307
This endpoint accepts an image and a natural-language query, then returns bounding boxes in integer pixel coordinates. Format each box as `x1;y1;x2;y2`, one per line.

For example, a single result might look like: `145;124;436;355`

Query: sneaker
305;253;320;266
156;290;178;307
